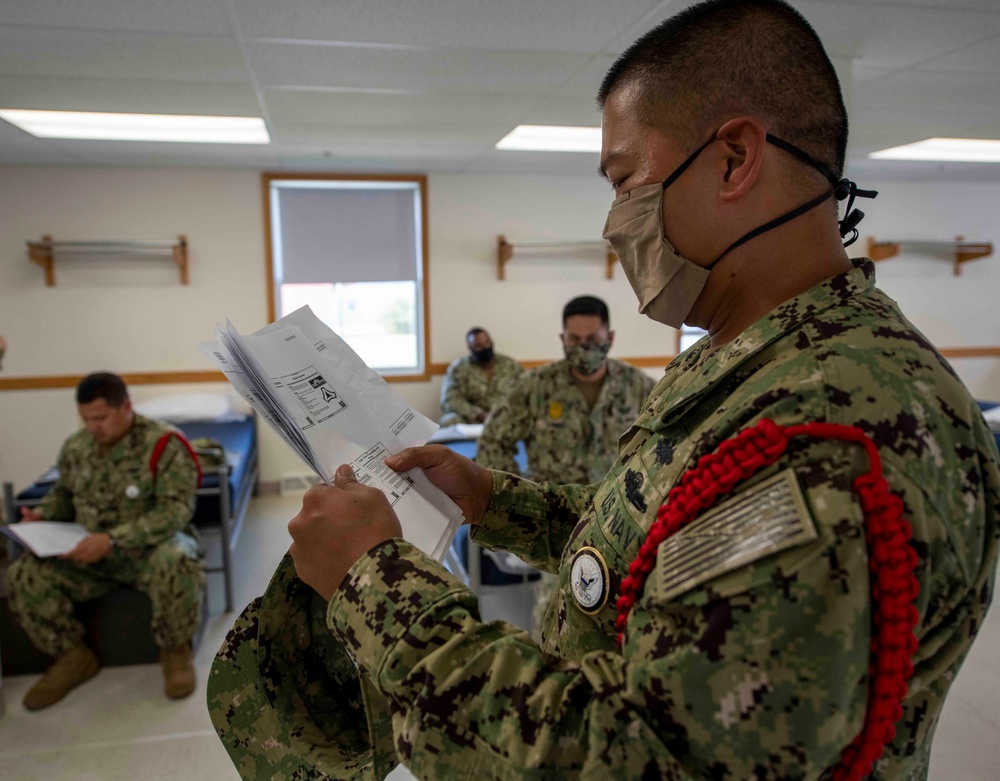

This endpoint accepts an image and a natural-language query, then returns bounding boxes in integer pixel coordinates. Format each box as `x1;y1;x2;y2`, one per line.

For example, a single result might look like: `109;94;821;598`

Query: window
677;325;708;353
264;174;429;379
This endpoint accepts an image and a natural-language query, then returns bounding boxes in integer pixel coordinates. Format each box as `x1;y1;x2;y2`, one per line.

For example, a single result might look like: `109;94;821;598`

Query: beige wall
1;165;998;496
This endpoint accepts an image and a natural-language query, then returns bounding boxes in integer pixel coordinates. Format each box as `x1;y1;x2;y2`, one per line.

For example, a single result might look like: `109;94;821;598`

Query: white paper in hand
200;306;463;561
1;522;90;558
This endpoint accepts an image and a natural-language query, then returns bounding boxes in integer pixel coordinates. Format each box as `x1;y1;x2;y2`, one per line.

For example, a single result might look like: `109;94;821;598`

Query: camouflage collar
645;259;877;428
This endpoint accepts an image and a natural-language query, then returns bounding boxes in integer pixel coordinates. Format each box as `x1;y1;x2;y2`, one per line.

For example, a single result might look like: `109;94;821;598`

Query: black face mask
661;130;878;270
471;347;494;365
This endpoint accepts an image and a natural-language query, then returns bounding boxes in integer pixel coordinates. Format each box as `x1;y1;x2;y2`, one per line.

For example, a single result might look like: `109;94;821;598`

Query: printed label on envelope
654;468;818;604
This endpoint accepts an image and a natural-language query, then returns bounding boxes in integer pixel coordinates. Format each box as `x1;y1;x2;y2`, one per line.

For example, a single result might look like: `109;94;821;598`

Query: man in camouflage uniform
5;372;203;710
439;327;523;426
476;295;654;484
209;2;1000;779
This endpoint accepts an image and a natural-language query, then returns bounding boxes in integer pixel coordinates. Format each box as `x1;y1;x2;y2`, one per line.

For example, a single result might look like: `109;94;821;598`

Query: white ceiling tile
860;0;1000;12
854;70;1000;112
463;148;602;177
0;27;246;83
0;135;81;165
556;55;618;98
234;0;663;53
270;120;509;148
0;76;262;116
273;144;481;174
247;41;590;93
909;32;1000;73
0;0;997;178
40;138;281;168
0;1;231;35
792;1;1000;69
513;94;604;128
263;88;537;127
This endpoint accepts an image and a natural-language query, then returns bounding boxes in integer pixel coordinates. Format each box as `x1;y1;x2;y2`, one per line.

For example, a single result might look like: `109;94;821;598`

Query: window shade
275;186;419;284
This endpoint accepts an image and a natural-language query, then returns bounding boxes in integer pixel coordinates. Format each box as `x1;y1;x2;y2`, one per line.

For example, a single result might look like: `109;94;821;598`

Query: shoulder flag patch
653;468;818;604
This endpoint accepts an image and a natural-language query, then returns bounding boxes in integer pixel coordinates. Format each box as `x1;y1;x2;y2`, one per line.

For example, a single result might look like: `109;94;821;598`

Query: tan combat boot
160;645;196;699
23;645;100;710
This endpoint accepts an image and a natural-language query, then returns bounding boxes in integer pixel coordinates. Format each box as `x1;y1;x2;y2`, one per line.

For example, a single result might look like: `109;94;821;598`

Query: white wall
846;178;1000;398
2;166;998;497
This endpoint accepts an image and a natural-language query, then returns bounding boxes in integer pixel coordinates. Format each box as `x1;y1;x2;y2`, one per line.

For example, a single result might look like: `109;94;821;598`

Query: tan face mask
602;181;710;329
603;131;877;332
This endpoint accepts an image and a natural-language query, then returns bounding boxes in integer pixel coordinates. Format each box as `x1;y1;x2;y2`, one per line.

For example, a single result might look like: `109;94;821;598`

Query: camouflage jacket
438;354;524;426
209;260;999;780
40;413;198;548
476;358;654;483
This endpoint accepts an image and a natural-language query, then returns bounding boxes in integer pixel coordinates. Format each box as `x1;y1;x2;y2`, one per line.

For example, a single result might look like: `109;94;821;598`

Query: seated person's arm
37;445;76;523
475;379;530;475
108;436;197;549
440;362;486;425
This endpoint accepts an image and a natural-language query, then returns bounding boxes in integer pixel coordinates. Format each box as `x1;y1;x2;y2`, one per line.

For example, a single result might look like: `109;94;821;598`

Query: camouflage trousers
4;532;205;656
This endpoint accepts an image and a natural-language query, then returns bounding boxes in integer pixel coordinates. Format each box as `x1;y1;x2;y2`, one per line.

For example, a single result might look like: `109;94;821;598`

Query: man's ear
715;117;767;203
607;329;615;347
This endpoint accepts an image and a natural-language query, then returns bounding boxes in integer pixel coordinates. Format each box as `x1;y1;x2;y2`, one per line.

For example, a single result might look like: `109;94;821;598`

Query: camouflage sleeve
440;362;483;426
327;440;880;779
109;436;197;548
38;443;76;522
475;377;531;475
471;471;598;572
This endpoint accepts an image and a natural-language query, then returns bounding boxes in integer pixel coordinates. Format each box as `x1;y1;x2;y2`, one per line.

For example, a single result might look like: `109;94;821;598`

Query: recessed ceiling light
495;125;602;153
0;109;270;144
868;137;1000;163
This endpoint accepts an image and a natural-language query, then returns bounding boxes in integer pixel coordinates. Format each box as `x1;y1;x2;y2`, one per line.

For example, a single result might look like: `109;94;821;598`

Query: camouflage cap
208;553;396;780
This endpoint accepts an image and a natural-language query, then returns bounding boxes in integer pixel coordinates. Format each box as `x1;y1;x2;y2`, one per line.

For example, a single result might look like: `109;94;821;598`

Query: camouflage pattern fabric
211;260;999;780
4;414;204;655
438;354;524;426
476;358;655;484
208;554;396;781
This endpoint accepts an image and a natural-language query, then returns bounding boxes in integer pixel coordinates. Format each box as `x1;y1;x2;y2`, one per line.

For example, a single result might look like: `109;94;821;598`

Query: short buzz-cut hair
76;372;129;407
466;327;488;342
563;296;610;328
597;0;848;178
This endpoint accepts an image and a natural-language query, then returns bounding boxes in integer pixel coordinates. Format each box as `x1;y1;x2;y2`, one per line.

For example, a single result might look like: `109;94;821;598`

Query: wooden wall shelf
867;235;991;276
27;235;189;286
497;235;618;280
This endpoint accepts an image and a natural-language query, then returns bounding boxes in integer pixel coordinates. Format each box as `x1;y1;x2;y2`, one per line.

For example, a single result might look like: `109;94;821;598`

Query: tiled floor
1;495;998;779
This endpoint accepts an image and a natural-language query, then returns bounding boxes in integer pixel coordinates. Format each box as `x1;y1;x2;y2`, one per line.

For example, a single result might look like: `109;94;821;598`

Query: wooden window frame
261;172;432;383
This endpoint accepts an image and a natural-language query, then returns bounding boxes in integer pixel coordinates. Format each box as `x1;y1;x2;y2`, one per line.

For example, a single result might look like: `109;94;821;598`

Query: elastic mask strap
709;134;879;265
709;186;837;268
767;133;878;247
662;133;718;190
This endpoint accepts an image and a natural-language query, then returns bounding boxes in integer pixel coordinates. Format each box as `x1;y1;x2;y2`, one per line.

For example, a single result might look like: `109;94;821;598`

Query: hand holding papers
200;306;463;561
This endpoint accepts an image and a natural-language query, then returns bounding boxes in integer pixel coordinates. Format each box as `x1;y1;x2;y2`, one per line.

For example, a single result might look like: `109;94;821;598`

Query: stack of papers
200;306;463;561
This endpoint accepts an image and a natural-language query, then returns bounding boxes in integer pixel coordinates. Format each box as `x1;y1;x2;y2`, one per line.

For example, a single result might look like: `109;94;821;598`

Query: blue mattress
176;416;256;497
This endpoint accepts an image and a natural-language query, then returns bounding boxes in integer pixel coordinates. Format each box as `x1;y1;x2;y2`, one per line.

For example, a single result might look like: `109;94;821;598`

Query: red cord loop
615;419;920;781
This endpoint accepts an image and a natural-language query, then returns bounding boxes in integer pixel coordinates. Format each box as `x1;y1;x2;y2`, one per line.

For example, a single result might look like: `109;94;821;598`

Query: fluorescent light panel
869;137;1000;163
0;109;270;144
496;124;602;152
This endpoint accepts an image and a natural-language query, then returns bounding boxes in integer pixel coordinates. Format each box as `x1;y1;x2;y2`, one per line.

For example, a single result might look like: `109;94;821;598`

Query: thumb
386;444;453;472
333;463;359;488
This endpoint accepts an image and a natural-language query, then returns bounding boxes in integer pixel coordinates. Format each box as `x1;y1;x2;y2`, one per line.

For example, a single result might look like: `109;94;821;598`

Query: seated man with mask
476;295;654;484
438;327;523;426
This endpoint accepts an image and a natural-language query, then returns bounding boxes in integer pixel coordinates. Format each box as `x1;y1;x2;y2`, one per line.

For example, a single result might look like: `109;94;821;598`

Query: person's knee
146;540;204;586
4;554;40;595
